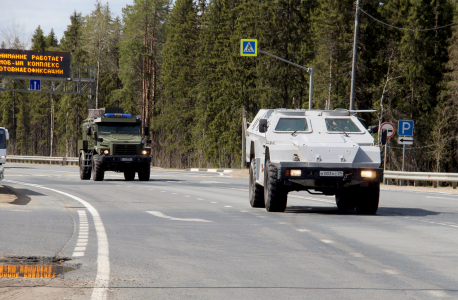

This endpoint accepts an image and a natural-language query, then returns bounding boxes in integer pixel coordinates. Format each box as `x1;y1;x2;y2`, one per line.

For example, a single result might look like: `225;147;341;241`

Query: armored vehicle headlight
361;170;375;178
287;169;301;177
103;149;109;155
142;149;150;155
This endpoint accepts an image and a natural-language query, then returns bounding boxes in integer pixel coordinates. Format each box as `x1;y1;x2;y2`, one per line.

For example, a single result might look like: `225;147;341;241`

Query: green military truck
78;108;151;181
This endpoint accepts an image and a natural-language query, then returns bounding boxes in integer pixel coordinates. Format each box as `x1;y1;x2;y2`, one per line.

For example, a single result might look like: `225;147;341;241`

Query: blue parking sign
398;120;414;136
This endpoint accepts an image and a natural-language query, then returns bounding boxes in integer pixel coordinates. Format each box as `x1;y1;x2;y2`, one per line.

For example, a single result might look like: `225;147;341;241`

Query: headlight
142;149;150;155
361;170;375;178
286;169;301;177
103;149;109;155
0;155;5;159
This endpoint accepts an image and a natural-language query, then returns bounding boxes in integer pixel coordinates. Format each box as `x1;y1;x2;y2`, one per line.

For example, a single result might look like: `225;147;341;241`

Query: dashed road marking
383;269;399;275
225;206;232;208
321;240;334;244
349;253;364;257
296;229;309;232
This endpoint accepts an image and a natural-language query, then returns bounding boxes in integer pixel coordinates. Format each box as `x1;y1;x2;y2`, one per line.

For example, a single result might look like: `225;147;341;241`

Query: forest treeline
1;0;458;172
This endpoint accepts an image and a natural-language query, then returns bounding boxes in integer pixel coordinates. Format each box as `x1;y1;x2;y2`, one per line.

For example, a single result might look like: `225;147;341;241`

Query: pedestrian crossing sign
241;39;257;56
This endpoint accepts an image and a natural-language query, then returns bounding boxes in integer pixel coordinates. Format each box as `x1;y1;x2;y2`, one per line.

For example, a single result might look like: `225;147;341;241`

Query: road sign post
397;120;414;172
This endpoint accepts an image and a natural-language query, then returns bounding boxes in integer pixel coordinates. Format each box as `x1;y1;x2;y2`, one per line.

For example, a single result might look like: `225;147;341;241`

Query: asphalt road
1;163;458;299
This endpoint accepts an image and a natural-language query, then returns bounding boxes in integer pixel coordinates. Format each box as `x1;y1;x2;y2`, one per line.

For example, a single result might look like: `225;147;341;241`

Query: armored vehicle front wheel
335;189;356;210
249;159;265;208
138;163;150;181
79;155;91;180
355;182;380;215
92;154;104;181
264;160;288;212
124;170;135;181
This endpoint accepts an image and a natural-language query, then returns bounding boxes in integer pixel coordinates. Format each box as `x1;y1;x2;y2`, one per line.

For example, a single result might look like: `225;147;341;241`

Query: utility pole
349;0;361;111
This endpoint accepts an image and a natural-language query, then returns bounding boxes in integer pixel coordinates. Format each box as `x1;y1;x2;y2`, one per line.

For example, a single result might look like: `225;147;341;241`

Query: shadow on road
102;179;184;182
0;186;45;206
285;206;439;217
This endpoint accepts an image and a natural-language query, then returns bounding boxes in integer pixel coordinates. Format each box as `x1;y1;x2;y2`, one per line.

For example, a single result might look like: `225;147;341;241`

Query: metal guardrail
384;170;458;189
7;155;78;166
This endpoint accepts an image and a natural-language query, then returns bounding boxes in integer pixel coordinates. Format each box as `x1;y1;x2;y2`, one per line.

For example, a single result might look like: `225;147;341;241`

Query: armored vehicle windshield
324;118;362;133
98;123;141;134
274;118;309;132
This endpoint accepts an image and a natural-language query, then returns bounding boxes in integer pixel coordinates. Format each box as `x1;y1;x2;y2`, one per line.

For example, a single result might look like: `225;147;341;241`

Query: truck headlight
361;170;375;178
286;169;301;177
103;149;109;155
0;155;5;159
142;149;150;155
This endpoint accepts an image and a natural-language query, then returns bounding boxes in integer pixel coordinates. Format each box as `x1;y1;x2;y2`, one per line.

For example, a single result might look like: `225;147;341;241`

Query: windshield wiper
291;124;307;136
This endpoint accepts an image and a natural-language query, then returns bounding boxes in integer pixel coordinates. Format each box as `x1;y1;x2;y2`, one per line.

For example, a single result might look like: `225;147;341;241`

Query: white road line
427;290;449;297
349;253;364;257
321;240;334;244
225;206;232;208
296;229;309;232
5;180;110;300
426;196;458;200
383;269;399;275
147;211;212;222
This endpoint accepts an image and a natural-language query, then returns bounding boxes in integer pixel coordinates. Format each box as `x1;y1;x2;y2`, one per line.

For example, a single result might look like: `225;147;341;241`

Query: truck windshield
0;129;5;149
325;118;361;132
275;118;309;132
98;124;141;134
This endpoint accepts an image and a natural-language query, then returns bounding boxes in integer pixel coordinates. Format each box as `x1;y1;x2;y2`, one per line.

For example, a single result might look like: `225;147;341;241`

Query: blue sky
1;0;128;46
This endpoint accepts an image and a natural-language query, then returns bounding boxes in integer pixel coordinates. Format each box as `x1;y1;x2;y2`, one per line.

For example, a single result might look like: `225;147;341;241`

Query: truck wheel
264;160;287;212
249;159;265;208
79;154;91;180
355;182;380;215
124;170;135;181
92;154;104;181
335;189;355;210
138;163;150;181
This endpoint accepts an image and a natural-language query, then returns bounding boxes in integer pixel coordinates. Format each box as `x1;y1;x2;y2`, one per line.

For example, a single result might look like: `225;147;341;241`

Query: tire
79;154;91;180
249;160;265;208
124;170;135;181
264;160;288;212
91;154;104;181
138;163;150;181
335;189;356;210
355;182;380;215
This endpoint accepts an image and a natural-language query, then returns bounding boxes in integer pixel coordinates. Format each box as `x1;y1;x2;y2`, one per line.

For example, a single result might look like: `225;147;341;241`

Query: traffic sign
241;39;257;56
29;79;41;91
398;136;413;145
380;122;395;138
398;120;414;136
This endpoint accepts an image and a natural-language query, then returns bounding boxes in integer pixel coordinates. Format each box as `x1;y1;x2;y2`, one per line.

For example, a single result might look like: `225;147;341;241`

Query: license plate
320;171;343;177
121;158;133;162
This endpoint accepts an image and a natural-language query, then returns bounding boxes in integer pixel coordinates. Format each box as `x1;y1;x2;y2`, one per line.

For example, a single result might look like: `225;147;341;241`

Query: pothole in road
0;256;77;278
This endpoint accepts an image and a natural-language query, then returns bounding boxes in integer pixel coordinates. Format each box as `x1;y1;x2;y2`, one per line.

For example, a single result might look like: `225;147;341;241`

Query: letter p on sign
398;120;414;136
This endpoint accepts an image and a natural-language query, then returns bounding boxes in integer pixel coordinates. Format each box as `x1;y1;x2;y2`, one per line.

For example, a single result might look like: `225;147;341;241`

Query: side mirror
259;119;267;133
368;125;378;134
144;126;150;136
146;139;152;144
97;137;103;143
5;129;9;140
380;129;387;145
86;126;92;136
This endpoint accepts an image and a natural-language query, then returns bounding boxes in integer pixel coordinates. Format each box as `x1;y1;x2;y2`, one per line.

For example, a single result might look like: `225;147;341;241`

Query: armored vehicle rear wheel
92;154;104;181
249;159;265;208
124;170;135;181
79;155;91;180
335;189;356;210
138;163;150;181
264;160;287;212
355;182;380;215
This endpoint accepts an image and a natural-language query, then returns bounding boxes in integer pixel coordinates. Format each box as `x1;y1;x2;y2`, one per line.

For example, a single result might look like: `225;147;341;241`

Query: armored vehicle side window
275;118;309;132
325;118;361;133
0;130;5;149
120;124;141;134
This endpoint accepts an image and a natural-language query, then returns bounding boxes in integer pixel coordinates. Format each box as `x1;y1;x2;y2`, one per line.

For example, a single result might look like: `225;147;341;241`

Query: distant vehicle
0;127;9;181
246;108;387;214
78;108;151;181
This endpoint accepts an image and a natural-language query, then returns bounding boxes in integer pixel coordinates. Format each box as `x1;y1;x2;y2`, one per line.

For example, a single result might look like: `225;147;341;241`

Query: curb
186;168;233;173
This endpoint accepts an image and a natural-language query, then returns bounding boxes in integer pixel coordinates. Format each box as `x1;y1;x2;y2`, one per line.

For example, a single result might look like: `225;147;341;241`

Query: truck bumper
275;164;383;182
100;155;151;164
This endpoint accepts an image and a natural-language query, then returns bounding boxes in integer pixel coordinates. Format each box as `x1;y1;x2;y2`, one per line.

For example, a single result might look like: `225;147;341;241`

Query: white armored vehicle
246;108;386;214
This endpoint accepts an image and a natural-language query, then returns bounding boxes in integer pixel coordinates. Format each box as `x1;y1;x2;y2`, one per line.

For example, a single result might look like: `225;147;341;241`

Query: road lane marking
321;240;334;243
349;253;364;257
225;206;232;208
427;291;449;297
297;229;309;232
147;211;212;222
5;180;110;300
383;269;399;275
